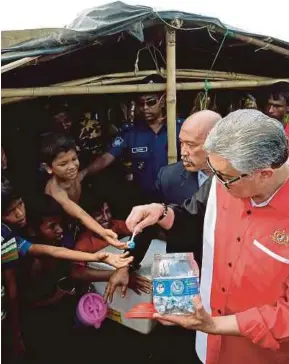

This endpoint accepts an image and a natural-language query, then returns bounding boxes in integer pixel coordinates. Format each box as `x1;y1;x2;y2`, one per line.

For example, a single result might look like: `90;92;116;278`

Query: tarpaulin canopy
2;1;289;63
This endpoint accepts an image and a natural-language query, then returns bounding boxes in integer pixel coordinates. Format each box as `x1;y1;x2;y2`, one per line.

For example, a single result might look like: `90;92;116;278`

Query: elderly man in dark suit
105;110;221;300
155;110;221;260
156;110;221;206
104;111;221;364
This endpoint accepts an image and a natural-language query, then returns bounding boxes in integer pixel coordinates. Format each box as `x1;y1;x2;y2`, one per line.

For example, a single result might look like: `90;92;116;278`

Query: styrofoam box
88;238;166;334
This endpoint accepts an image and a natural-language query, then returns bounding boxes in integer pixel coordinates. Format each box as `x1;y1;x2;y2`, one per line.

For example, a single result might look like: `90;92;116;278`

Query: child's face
2;198;27;228
47;150;79;180
39;216;64;243
54;112;73;133
93;202;112;229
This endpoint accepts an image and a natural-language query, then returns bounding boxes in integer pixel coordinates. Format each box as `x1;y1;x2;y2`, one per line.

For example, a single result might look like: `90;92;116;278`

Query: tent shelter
2;1;289;163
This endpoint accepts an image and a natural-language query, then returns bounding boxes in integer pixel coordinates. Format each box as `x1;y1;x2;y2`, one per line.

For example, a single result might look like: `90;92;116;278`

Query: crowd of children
1;165;133;357
1;85;289;359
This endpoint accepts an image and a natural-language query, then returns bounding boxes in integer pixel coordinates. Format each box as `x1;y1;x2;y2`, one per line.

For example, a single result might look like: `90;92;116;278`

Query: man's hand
153;296;217;334
104;267;130;303
102;252;134;269
102;229;128;249
126;203;164;234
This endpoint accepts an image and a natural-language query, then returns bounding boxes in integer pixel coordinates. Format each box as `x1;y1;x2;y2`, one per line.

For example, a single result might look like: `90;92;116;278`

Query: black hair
26;194;64;229
40;133;77;166
269;89;289;105
138;74;166;98
1;177;21;215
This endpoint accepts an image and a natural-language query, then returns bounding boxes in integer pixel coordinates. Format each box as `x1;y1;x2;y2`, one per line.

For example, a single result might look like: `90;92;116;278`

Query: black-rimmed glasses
207;157;248;188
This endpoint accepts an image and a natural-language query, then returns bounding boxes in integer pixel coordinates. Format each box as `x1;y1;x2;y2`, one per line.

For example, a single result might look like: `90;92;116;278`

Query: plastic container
76;293;107;328
125;302;156;319
152;253;200;315
89;239;166;334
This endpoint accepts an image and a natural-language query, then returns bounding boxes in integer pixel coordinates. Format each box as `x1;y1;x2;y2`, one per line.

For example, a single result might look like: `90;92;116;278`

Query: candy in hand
127;240;135;249
127;231;137;250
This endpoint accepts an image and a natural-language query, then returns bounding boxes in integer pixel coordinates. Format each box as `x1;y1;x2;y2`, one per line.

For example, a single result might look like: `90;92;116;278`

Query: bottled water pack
152;253;200;315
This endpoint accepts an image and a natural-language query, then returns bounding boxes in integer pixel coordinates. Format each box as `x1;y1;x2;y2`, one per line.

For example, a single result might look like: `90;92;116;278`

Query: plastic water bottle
152;253;200;315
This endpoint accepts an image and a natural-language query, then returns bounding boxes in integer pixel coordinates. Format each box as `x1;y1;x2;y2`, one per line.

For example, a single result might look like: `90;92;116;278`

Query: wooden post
1;57;39;74
166;27;177;165
214;28;289;57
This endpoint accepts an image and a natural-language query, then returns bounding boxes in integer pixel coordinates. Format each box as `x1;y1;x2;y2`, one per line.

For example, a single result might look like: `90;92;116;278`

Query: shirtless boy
41;133;128;249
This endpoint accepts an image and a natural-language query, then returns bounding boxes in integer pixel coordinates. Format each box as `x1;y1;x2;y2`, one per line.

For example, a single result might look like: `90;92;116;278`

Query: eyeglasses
139;98;158;108
138;94;165;108
206;158;248;188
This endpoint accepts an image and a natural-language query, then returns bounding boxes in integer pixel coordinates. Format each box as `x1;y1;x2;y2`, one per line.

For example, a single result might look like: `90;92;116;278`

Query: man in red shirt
126;109;289;364
266;91;289;138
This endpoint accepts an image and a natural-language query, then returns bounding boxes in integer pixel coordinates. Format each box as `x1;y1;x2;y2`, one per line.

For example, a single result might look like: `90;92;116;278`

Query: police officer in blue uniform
81;75;183;202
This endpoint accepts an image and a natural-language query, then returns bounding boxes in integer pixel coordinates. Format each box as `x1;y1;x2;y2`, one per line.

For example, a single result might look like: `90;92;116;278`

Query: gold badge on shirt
271;230;289;246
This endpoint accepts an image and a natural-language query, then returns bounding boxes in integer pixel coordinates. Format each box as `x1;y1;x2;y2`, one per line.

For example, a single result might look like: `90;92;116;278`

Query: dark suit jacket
167;176;213;266
129;174;212;269
156;161;199;205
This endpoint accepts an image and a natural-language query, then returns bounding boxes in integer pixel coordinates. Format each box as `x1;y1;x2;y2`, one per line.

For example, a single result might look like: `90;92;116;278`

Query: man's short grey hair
204;109;288;174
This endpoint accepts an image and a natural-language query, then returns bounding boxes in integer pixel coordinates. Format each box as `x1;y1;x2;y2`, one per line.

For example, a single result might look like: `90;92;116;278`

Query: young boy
26;194;76;249
1;178;133;268
19;194;79;305
1;222;25;357
41;133;128;249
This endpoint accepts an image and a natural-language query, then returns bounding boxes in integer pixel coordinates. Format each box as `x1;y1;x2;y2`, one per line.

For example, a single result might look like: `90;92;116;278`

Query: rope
255;38;272;53
200;28;231;108
152;46;167;66
153;10;208;32
147;46;161;72
209;28;230;71
207;26;219;43
134;44;166;74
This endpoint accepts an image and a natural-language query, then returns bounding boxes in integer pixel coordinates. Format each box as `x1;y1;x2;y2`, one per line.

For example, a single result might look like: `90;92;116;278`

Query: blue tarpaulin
2;1;289;62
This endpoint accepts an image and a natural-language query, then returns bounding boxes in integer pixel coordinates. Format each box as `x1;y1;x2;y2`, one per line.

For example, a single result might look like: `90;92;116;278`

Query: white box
88;239;166;334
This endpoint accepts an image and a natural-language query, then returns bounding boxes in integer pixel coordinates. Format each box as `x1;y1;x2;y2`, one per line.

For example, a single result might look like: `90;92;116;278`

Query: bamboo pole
2;79;288;98
1;68;273;105
0;72;267;105
89;76;146;85
1;57;39;74
55;70;160;87
215;28;289;57
166;27;177;164
176;69;271;81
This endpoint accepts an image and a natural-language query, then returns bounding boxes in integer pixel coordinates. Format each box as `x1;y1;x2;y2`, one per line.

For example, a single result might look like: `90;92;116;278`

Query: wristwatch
158;203;169;221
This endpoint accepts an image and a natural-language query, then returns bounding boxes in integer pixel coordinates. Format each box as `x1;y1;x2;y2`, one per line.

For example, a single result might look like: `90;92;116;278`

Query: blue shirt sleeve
16;236;32;257
108;132;129;158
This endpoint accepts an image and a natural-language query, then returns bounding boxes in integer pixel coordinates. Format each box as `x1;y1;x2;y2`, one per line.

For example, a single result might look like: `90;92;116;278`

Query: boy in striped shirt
1;222;25;356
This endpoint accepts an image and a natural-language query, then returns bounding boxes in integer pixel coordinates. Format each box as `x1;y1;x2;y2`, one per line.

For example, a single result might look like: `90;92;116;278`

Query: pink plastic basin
76;293;108;329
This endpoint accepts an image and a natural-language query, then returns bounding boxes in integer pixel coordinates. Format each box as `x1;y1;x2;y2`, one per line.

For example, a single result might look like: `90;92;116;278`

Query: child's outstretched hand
94;251;133;268
92;251;110;261
102;229;128;249
104;252;134;269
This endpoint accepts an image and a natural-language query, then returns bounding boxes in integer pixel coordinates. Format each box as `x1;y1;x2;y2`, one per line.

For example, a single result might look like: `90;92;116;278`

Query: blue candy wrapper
127;240;135;249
